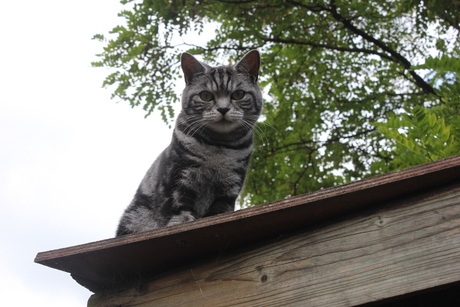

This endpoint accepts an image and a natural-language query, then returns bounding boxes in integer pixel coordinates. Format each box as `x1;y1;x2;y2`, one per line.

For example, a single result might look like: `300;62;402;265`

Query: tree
93;0;460;206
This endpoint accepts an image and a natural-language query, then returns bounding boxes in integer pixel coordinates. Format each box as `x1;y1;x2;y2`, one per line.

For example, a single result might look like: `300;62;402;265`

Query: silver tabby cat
116;50;263;236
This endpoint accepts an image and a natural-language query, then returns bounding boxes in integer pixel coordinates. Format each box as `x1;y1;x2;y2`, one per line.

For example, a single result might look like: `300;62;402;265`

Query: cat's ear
181;53;207;84
235;50;260;83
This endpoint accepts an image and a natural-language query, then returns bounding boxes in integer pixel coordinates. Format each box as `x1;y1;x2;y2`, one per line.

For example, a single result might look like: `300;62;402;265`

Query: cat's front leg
165;186;199;226
205;196;236;217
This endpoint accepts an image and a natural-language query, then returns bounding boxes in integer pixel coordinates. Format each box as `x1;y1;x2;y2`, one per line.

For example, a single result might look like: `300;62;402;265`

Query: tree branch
181;42;266;53
261;36;394;61
327;0;439;97
292;153;315;195
265;128;377;157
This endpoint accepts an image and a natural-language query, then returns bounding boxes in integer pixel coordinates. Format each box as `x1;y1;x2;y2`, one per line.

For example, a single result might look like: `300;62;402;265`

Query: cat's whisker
242;119;267;145
183;117;206;137
189;119;208;138
259;119;277;133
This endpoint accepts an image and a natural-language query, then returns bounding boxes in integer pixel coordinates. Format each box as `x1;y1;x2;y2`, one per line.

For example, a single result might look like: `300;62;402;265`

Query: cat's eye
231;90;245;100
199;91;214;101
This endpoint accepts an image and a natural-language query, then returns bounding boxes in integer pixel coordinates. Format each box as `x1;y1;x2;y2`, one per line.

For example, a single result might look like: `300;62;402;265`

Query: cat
116;50;263;236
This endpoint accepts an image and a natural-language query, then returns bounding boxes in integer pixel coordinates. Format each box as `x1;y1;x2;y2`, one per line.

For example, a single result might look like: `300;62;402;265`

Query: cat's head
179;50;263;135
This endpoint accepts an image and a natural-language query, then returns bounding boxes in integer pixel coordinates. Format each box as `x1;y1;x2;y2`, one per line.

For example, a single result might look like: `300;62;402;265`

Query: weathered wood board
35;156;460;293
88;183;460;307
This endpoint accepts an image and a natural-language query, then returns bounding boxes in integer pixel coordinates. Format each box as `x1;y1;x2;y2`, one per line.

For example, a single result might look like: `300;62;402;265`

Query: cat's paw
167;211;196;226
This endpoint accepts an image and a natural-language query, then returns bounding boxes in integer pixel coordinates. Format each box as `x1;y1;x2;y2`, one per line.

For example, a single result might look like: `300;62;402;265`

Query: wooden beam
34;155;460;292
88;183;460;306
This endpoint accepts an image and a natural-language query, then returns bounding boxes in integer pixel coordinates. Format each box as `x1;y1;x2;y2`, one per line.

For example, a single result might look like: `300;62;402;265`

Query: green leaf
93;0;460;205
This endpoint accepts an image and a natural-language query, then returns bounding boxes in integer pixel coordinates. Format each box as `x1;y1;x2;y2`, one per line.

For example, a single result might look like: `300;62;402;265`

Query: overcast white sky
0;1;187;305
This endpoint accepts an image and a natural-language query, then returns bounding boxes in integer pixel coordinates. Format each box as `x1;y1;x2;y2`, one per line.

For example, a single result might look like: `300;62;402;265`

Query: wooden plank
88;183;460;307
34;155;460;291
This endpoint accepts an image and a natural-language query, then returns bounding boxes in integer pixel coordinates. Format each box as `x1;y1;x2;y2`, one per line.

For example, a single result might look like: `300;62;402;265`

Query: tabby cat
116;50;263;236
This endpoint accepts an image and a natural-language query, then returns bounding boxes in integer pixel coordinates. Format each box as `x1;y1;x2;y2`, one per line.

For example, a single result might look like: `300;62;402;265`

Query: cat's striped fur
116;50;262;236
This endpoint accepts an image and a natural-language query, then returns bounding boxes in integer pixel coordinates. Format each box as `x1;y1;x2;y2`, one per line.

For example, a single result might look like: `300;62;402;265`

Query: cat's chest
173;129;252;183
184;147;249;184
194;146;245;179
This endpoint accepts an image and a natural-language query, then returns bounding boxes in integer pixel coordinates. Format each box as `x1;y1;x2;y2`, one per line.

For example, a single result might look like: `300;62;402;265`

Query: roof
35;155;460;292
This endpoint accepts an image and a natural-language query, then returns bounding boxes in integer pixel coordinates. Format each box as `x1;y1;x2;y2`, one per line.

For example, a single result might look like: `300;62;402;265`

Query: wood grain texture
35;156;460;292
89;183;460;307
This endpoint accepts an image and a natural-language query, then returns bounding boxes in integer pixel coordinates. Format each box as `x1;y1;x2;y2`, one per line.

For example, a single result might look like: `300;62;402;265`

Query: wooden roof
34;155;460;292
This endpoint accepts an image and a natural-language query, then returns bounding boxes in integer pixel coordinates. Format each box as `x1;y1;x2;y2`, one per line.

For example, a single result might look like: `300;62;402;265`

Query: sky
0;1;184;305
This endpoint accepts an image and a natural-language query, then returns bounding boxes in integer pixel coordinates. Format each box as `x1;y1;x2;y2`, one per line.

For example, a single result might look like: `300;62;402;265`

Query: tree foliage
373;54;460;171
93;0;460;206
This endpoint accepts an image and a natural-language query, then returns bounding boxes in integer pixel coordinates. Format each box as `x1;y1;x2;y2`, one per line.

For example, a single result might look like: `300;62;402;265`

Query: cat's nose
217;107;230;115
